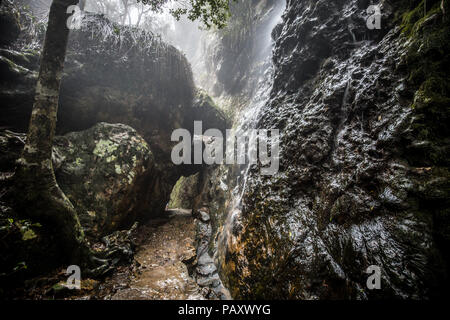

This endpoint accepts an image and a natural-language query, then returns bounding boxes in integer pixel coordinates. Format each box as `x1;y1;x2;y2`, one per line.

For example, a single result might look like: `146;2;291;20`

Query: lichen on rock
168;173;200;209
53;122;153;237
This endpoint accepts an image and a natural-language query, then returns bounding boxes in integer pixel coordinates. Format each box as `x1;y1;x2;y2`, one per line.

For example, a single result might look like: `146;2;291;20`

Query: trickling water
348;26;357;43
215;1;286;276
231;0;286;206
234;66;274;205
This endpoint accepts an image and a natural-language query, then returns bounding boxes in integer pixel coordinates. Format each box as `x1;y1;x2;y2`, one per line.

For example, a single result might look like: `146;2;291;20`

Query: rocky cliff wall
197;0;450;299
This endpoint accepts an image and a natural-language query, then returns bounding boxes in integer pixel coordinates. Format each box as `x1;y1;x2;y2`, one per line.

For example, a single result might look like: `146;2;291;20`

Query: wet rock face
193;206;231;300
205;0;450;299
271;0;390;95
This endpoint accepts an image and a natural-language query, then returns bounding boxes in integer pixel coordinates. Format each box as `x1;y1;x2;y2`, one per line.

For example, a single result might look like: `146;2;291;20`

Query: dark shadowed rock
0;1;21;46
191;89;230;134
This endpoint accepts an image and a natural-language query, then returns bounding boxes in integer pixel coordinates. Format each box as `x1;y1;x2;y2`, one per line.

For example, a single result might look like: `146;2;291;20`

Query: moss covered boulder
53;123;153;237
1;122;159;238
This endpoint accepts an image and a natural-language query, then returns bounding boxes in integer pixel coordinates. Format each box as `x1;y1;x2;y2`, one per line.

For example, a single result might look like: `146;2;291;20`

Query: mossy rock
54;123;153;237
168;173;200;209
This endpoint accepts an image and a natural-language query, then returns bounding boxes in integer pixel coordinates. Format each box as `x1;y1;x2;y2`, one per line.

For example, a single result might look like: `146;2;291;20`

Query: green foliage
401;0;443;36
400;0;450;165
168;173;199;209
137;0;236;29
0;216;41;241
13;261;27;272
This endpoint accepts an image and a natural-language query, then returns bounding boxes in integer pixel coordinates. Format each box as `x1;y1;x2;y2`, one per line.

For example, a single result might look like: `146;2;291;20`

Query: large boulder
0;8;196;160
0;5;230;169
0;5;230;227
58;13;195;160
1;123;164;238
53;123;153;237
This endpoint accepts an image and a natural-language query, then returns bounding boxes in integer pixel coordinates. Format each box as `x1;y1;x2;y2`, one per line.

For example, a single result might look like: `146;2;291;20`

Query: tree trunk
13;0;89;264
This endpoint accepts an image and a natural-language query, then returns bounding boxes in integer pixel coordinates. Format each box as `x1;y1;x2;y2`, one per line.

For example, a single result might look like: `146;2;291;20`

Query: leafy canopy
137;0;237;29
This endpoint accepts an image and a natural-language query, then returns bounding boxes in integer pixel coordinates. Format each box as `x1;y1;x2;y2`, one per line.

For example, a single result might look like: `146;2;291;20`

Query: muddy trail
94;210;207;300
9;209;224;300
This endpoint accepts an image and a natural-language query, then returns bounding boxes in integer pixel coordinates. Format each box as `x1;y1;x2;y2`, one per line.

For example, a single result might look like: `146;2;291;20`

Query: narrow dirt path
96;210;206;300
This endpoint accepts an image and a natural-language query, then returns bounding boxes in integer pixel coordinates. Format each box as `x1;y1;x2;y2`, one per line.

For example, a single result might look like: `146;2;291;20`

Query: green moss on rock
168;173;200;209
54;123;154;237
401;0;450;167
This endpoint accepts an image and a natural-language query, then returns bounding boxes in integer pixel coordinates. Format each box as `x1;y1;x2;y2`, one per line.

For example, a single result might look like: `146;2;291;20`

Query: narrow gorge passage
1;0;449;304
95;210;205;300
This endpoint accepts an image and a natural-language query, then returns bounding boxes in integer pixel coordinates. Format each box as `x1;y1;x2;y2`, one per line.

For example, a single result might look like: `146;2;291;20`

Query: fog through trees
17;0;209;83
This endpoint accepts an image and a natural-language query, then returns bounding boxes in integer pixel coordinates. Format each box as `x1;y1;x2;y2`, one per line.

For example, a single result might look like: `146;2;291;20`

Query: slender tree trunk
14;0;89;264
